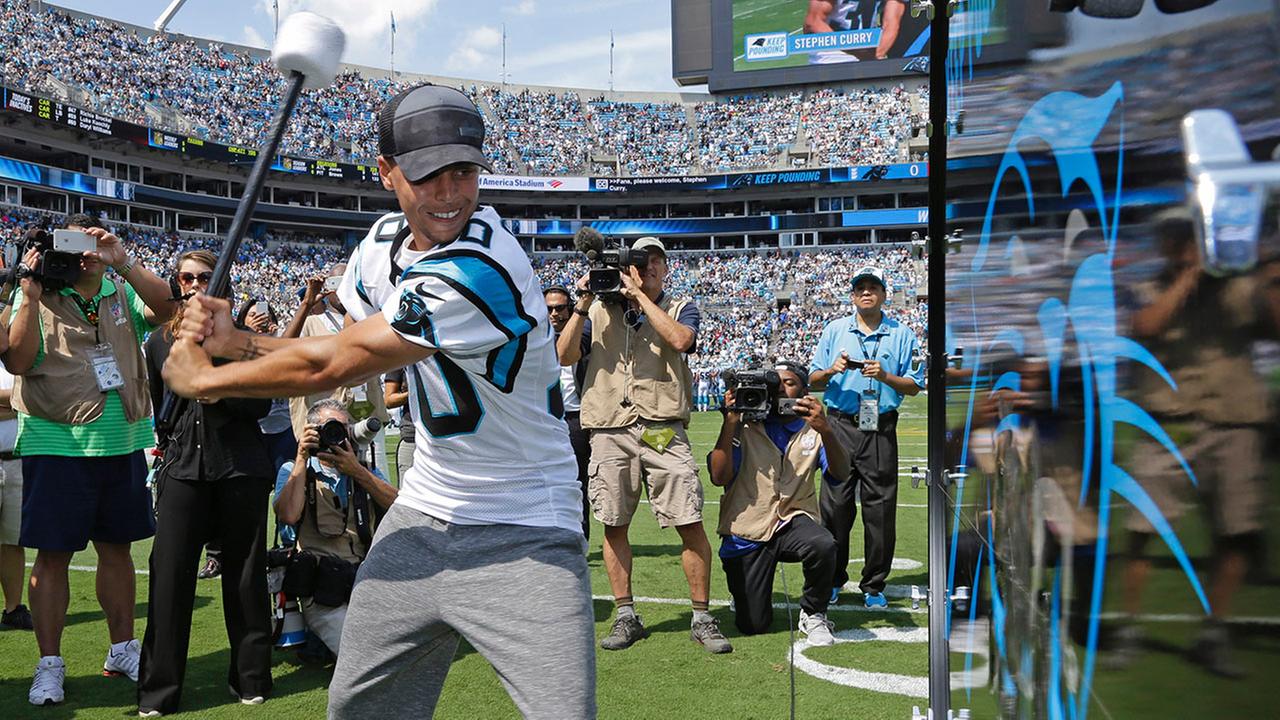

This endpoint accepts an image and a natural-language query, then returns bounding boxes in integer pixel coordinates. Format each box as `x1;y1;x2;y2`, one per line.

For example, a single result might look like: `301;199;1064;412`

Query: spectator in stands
139;249;274;714
4;214;175;706
557;236;732;654
708;361;847;644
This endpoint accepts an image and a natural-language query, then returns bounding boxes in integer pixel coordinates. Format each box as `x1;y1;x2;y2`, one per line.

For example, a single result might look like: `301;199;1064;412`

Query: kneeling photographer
708;362;849;646
274;399;396;656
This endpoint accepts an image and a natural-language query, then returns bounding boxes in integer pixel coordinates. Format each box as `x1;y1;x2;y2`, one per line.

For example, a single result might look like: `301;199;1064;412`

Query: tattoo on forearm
239;337;266;361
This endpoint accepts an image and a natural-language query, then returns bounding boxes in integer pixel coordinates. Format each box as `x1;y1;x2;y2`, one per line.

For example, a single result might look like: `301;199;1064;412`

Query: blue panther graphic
952;82;1209;719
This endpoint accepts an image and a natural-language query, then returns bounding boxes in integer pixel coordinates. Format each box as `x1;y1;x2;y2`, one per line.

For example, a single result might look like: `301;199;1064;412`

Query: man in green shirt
3;214;175;706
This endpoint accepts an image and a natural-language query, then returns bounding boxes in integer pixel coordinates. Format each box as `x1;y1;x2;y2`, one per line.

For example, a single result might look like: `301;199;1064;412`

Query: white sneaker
29;656;66;705
104;639;141;682
799;611;836;647
230;685;266;705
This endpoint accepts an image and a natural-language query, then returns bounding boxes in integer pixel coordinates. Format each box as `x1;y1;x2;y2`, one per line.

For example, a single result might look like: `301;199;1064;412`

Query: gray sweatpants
327;503;596;719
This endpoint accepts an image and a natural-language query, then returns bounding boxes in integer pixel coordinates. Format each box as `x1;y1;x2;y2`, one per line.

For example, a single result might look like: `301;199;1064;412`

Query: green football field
5;390;1275;718
0;397;935;719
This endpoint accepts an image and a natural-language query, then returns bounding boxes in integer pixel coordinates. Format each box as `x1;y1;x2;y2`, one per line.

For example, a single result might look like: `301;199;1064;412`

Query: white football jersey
338;210;415;322
382;209;582;533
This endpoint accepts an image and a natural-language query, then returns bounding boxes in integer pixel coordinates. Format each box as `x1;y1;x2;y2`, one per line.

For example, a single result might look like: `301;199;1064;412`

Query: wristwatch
115;255;137;277
573;307;589;318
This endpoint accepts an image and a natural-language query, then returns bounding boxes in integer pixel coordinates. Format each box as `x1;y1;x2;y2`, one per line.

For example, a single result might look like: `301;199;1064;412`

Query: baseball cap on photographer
377;84;494;182
632;236;666;257
851;265;886;289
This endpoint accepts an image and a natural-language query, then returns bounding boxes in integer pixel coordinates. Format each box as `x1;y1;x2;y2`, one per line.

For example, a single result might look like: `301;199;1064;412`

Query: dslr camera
722;368;797;423
9;228;91;291
316;416;383;454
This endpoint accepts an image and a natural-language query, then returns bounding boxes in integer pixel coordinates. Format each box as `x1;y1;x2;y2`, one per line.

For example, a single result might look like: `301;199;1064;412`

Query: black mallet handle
157;70;306;427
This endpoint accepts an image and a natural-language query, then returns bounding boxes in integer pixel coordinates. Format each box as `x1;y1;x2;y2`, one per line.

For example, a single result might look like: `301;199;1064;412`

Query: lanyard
322;309;343;334
853;328;881;364
70;292;103;343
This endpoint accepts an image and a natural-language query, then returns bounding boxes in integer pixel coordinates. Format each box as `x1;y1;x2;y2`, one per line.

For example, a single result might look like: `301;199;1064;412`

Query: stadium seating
0;3;926;176
3;209;925;373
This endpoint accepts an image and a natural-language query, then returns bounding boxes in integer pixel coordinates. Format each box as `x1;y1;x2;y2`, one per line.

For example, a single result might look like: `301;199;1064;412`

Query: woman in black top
137;250;274;714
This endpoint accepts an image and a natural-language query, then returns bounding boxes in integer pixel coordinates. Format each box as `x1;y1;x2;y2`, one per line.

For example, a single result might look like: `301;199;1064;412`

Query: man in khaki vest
3;215;176;706
557;236;732;654
708;362;848;647
285;263;388;441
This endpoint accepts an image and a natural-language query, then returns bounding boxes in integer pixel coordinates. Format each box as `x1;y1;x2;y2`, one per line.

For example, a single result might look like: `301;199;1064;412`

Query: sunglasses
178;271;213;285
546;303;573;313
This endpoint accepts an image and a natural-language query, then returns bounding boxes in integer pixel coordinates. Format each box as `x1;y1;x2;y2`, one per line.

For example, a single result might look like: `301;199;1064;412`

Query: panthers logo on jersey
391;289;433;340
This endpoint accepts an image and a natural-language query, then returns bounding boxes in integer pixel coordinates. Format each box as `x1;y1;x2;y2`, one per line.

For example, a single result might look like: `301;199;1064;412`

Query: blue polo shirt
809;312;923;415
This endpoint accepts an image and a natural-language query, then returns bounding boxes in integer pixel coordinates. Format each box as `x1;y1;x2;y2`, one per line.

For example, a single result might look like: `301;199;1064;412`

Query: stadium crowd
0;2;925;176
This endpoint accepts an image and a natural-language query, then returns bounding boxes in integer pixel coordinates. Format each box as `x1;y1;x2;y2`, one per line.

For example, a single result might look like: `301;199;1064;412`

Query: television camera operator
3;214;175;706
708;361;848;646
557;234;732;654
274;399;396;656
138;249;275;715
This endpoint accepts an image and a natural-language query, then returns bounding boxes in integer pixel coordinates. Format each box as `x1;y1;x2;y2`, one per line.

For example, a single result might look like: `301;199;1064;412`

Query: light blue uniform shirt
809;312;924;415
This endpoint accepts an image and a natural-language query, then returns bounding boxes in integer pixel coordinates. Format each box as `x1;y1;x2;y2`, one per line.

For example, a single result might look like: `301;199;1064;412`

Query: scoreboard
3;87;381;185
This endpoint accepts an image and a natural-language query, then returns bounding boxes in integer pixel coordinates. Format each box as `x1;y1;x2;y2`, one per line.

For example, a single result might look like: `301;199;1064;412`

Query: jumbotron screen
708;0;1022;90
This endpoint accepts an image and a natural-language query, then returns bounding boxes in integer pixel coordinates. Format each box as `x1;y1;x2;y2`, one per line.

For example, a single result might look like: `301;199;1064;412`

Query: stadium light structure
153;0;191;32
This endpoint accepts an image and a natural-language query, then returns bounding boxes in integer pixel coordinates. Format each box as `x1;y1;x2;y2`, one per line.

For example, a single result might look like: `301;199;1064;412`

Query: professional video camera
8;228;92;291
722;367;798;422
317;416;382;454
573;226;648;303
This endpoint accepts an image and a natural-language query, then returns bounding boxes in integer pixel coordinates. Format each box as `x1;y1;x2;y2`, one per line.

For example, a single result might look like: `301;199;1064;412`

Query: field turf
0;397;932;719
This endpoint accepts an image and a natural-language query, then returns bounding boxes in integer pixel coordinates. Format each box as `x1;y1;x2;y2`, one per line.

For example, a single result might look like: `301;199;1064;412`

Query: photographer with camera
274;399;396;656
137;250;275;715
557;235;732;654
285;263;388;442
3;215;174;706
709;362;848;645
808;266;923;610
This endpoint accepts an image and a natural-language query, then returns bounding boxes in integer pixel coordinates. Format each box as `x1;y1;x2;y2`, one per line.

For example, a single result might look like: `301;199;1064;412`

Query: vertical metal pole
926;2;951;718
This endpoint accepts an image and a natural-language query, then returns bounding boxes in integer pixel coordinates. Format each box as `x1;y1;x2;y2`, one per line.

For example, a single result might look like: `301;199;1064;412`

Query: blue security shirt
809;312;924;415
712;416;832;559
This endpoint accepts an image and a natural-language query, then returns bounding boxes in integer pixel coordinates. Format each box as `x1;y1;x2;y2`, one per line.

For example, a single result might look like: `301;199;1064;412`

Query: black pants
565;412;591;541
820;411;900;595
138;473;273;713
721;515;837;635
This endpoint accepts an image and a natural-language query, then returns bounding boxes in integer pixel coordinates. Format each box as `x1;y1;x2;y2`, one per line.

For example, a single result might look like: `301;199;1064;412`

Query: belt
564;410;581;419
0;451;16;461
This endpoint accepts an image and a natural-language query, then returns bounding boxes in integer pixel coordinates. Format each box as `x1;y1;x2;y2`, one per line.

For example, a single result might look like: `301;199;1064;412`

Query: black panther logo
860;164;890;181
391;290;433;339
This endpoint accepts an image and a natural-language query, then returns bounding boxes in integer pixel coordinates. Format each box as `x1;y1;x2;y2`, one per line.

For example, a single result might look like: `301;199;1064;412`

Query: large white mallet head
272;12;346;90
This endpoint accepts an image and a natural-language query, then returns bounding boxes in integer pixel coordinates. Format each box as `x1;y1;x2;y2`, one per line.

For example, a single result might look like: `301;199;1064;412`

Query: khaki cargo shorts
1125;423;1264;537
588;420;703;529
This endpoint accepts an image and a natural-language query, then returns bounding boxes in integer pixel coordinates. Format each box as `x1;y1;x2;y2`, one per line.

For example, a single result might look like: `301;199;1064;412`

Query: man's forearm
275;464;308;525
3;301;40;374
557;300;591;365
283;297;315;339
217;328;296;361
708;416;739;486
819;427;851;481
191;334;355;399
119;263;177;322
809;368;836;390
883;373;922;396
354;465;398;510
